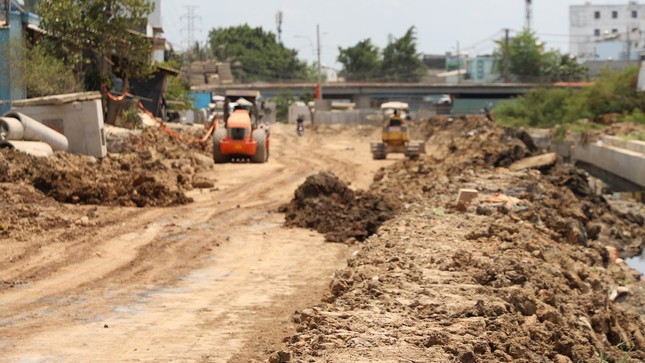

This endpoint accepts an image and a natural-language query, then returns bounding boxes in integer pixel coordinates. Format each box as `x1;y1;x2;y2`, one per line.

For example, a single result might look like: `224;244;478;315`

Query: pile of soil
0;125;215;248
0;125;215;207
280;172;398;242
275;116;645;363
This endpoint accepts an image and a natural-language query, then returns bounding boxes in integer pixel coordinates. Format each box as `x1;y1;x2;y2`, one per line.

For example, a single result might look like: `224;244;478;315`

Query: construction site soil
0;118;643;363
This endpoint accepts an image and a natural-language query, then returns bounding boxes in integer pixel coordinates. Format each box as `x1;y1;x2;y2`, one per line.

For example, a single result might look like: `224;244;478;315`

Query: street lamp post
317;24;322;99
295;26;323;99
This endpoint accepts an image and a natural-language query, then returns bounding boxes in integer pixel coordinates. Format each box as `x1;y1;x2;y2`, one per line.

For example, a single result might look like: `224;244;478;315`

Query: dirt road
0;124;394;362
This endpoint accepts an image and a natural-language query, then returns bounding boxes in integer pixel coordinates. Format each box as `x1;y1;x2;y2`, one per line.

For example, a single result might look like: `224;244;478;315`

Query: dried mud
0;125;215;247
281;172;398;242
276;116;645;363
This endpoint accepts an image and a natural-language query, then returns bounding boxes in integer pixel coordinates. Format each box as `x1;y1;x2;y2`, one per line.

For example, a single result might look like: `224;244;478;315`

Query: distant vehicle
212;90;270;163
296;114;304;136
435;94;453;115
370;102;425;160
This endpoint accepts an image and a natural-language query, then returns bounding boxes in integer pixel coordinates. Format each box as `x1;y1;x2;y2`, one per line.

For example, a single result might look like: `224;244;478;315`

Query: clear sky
160;0;637;70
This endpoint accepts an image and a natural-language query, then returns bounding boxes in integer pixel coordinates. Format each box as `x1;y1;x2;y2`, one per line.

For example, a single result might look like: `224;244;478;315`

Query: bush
494;66;645;128
3;39;82;97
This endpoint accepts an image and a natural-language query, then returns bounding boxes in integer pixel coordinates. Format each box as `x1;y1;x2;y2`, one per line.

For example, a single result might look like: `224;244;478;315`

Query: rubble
280;172;399;242
0;126;211;207
279;115;645;362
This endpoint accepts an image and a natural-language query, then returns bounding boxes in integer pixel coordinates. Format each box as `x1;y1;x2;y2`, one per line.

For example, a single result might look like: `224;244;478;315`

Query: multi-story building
570;1;645;61
148;0;166;63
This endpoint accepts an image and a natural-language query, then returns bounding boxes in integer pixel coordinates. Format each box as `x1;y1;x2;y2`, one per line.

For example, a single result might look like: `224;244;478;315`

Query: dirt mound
278;116;645;362
280;172;398;242
0;126;215;207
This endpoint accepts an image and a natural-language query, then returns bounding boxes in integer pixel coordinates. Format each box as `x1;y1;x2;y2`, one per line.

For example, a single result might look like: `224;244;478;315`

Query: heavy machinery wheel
213;128;229;163
371;142;387;160
251;130;267;163
372;151;387;160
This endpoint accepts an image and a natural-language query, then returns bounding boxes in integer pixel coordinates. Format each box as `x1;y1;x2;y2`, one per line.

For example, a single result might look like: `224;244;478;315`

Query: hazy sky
160;0;636;69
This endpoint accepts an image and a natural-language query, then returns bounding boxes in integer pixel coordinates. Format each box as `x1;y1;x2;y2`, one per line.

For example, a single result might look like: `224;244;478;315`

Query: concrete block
11;92;107;158
456;188;478;205
509;153;557;171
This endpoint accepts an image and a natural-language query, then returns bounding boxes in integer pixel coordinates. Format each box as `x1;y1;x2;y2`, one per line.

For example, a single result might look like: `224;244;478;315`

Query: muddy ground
277;116;645;363
0;118;643;362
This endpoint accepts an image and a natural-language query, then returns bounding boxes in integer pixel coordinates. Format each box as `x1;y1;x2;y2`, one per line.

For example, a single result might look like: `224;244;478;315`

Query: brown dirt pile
0;125;215;207
0;125;215;252
276;116;645;363
280;172;398;242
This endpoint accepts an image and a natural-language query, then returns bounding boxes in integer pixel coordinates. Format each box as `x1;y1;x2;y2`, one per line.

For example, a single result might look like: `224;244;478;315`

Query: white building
148;0;165;63
570;1;645;61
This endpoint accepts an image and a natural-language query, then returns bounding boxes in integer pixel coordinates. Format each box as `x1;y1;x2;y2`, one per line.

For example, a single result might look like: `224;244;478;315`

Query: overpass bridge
192;82;539;110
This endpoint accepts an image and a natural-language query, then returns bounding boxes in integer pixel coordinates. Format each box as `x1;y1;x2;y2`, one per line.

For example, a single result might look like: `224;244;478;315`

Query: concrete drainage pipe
2;111;68;151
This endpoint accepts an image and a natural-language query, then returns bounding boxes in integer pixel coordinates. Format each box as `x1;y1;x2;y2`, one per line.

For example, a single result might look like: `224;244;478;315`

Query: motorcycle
296;116;304;136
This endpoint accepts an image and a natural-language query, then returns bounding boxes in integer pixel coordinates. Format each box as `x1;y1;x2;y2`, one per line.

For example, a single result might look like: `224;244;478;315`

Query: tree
496;30;587;83
3;39;83;97
38;0;155;89
208;25;309;82
337;39;382;81
381;26;426;82
544;54;588;82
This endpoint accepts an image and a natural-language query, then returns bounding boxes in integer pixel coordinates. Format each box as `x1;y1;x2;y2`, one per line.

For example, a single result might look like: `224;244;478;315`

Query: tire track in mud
0;123;391;362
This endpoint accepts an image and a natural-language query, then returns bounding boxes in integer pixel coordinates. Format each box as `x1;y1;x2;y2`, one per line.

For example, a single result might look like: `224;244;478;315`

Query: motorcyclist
296;114;304;136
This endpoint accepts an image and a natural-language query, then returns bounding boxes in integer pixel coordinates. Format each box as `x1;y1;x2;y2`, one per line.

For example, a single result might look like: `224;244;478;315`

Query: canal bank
529;129;645;275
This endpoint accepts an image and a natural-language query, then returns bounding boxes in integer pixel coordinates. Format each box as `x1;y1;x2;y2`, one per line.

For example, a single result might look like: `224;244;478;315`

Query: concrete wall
11;94;107;158
313;110;381;126
601;135;645;155
528;130;645;188
569;3;645;60
572;142;645;188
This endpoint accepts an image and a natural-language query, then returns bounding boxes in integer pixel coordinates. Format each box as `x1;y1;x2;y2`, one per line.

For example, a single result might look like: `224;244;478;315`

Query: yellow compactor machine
370;102;425;160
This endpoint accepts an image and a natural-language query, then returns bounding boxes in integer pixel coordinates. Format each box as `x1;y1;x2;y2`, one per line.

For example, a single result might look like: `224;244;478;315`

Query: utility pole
276;11;283;43
525;0;532;31
317;24;323;99
181;5;199;53
503;28;510;83
181;5;200;84
627;26;632;60
457;41;461;84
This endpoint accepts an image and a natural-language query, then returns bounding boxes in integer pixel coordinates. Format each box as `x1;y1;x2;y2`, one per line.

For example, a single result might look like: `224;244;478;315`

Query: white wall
570;3;645;60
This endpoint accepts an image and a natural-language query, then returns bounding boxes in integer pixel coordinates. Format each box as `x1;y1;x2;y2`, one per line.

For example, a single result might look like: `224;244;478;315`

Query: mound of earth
0;125;215;207
280;172;398;242
275;116;645;363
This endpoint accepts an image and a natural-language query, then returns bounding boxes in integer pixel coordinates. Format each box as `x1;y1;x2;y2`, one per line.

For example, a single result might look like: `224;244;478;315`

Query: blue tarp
189;92;212;110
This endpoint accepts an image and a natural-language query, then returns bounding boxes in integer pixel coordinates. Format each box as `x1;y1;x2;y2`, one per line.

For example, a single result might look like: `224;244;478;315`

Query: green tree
159;60;192;110
23;0;41;12
3;38;82;97
496;30;587;82
381;26;426;82
38;0;155;89
544;54;588;82
208;25;308;82
337;39;382;81
495;67;645;127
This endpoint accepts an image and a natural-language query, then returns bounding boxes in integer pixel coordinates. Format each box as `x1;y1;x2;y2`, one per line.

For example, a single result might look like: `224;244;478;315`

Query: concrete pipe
0;116;25;141
3;111;68;151
0;140;54;158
